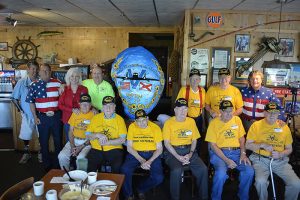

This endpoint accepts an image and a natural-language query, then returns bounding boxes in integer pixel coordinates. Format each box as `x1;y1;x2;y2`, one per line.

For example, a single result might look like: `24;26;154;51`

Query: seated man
206;100;254;200
121;109;164;200
85;96;127;173
163;98;208;200
58;94;94;170
246;102;300;200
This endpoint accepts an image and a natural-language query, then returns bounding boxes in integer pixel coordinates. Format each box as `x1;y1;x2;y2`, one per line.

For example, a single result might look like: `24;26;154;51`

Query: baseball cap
135;109;147;120
264;102;280;112
219;100;233;110
79;93;91;103
175;98;188;107
189;68;201;77
218;68;230;76
102;96;115;105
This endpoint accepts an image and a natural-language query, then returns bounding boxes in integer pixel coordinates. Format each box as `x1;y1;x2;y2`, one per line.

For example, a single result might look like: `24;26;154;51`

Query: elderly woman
58;67;88;141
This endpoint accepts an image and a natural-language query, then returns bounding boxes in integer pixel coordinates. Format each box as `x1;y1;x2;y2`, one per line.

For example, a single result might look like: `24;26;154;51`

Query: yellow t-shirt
163;116;200;146
205;116;245;148
68;111;94;138
127;121;162;151
247;119;293;157
85;113;127;151
205;84;243;114
176;86;206;117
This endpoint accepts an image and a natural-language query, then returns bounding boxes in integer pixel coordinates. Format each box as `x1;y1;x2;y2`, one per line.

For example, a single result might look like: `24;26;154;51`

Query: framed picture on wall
284;101;300;114
0;42;8;51
264;68;290;87
211;47;231;69
234;34;250;53
234;57;251;80
279;38;294;57
211;68;220;85
288;62;300;85
199;74;207;88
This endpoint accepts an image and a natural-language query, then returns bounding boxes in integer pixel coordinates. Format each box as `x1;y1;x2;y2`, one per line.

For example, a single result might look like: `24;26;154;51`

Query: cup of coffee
33;181;44;196
87;172;97;184
46;189;57;200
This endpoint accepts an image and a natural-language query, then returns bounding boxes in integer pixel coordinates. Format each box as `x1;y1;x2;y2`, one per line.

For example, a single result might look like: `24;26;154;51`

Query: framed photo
279;38;294;57
190;48;209;74
288;62;300;85
211;68;220;85
199;74;207;88
234;57;251;80
0;42;8;51
235;34;250;53
284;101;300;115
212;47;231;69
264;68;290;87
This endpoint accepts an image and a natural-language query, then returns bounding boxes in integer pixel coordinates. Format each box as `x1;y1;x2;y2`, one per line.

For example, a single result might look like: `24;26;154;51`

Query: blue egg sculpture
111;46;165;119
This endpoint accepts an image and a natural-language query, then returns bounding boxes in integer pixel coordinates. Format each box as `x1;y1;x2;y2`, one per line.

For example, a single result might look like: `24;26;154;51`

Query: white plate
89;180;117;196
62;170;88;181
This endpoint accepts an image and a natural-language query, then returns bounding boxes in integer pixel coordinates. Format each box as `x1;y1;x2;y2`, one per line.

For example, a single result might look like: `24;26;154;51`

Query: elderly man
205;100;254;200
26;63;62;170
12;61;41;164
246;102;300;200
205;68;243;119
82;64;115;111
163;98;208;200
241;70;285;131
85;96;127;173
121;109;164;200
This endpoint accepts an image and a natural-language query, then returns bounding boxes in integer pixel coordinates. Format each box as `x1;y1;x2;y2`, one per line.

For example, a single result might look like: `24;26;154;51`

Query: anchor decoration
111;46;165;119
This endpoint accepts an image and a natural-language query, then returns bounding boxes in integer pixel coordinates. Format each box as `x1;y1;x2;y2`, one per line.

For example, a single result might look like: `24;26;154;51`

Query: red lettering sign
206;12;223;28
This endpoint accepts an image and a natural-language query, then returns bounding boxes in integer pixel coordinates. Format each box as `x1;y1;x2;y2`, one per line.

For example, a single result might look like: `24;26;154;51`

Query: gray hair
65;67;82;86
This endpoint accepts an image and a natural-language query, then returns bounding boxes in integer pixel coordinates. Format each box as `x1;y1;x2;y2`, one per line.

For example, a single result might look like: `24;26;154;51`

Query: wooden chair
0;177;34;200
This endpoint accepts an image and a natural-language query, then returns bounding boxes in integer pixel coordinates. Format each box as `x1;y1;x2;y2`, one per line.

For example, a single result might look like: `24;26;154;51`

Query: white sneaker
38;152;42;163
19;153;31;164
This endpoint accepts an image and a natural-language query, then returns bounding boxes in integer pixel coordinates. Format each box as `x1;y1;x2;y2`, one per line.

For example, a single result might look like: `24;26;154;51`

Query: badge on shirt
83;120;91;124
185;131;192;135
231;125;238;129
194;100;200;104
274;128;282;133
224;96;232;101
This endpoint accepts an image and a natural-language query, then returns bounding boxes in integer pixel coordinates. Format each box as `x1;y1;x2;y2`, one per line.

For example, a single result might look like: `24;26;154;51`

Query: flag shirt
26;78;61;113
241;86;285;121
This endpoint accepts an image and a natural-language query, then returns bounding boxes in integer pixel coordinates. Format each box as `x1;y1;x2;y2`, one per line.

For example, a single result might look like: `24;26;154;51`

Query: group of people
13;60;300;200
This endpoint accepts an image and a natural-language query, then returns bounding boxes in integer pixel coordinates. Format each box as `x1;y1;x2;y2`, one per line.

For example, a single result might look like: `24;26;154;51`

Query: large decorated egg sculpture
111;46;165;119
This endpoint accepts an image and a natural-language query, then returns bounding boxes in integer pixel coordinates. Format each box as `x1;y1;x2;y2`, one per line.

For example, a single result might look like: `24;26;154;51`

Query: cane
269;158;276;200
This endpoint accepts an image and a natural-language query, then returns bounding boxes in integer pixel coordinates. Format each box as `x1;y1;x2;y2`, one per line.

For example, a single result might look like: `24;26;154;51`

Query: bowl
59;183;92;200
62;170;88;181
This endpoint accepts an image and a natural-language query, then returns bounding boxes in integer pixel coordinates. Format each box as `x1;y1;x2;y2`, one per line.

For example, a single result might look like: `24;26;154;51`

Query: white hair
64;67;82;86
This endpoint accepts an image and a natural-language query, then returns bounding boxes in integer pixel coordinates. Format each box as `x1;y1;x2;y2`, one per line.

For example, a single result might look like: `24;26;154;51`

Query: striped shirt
241;86;285;121
26;78;61;113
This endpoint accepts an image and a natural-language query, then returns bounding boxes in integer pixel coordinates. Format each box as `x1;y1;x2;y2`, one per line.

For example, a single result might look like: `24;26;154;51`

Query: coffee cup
46;189;57;200
33;181;44;196
87;172;97;184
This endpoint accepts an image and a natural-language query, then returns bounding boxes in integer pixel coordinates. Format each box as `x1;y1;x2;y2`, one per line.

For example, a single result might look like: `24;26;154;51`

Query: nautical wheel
12;36;40;60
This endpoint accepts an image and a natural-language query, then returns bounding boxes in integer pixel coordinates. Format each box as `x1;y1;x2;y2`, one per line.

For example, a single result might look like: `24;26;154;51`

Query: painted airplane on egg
116;72;160;81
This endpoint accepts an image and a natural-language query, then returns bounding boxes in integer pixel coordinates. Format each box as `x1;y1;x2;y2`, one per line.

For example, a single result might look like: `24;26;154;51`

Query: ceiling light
6;16;18;27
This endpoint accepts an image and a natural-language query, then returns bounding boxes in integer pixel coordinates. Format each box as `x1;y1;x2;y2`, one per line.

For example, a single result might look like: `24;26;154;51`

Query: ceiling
0;0;299;27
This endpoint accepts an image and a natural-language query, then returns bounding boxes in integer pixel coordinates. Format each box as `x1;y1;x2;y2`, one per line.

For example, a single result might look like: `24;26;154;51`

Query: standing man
26;63;62;170
82;64;115;112
85;96;127;173
205;68;243;119
246;102;300;200
121;109;164;200
163;98;208;200
206;100;254;200
241;70;285;131
12;61;42;164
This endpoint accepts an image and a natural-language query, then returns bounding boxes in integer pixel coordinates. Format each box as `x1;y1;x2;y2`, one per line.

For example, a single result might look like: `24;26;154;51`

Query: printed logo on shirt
176;129;192;138
224;129;235;139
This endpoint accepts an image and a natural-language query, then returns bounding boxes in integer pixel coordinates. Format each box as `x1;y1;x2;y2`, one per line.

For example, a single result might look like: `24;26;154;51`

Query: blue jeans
210;149;254;200
64;123;70;142
37;111;62;169
121;152;164;198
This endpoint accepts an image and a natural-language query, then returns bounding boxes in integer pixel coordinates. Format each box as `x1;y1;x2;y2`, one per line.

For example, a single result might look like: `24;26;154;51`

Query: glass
76;158;88;172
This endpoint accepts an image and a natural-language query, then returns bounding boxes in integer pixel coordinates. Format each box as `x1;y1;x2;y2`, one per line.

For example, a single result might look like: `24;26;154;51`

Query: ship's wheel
12;36;40;60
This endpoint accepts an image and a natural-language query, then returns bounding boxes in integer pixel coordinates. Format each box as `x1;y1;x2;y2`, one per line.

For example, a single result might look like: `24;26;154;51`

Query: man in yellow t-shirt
205;100;253;200
121;109;164;200
58;94;94;170
246;102;300;200
163;98;208;200
205;68;243;119
85;96;127;173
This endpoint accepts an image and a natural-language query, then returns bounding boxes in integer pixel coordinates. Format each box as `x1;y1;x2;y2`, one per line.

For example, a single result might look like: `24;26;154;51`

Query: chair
0;177;34;200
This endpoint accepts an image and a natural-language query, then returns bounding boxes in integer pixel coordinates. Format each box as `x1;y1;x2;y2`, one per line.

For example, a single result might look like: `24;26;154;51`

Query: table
30;169;125;200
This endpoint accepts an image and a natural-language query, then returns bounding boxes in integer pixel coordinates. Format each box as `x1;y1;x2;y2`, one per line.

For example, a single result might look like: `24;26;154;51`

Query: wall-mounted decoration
206;12;223;28
200;74;207;88
264;68;290;87
234;57;251;80
279;38;294;57
288;62;300;85
284;101;300;114
0;42;8;51
212;47;231;69
190;48;209;74
211;68;220;85
235;34;250;53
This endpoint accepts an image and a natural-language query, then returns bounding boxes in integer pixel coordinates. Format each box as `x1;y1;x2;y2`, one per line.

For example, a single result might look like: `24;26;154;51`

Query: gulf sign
206;12;223;28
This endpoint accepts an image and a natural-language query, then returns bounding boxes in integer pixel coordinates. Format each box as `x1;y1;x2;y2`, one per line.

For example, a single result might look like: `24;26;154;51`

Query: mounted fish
111;46;165;120
37;31;63;38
